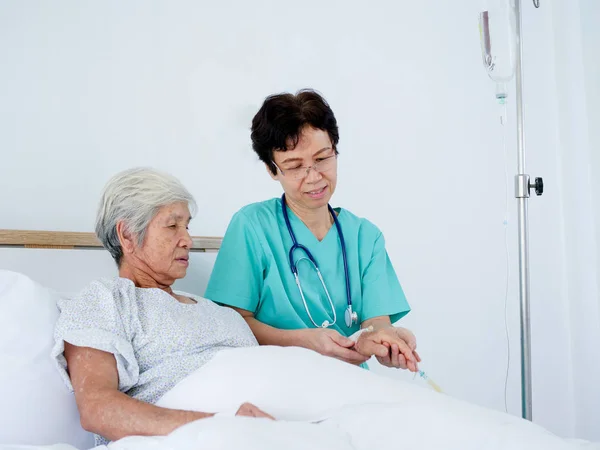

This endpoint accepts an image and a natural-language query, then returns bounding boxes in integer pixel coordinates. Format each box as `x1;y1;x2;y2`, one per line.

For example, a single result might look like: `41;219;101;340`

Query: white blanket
151;345;598;450
2;346;598;450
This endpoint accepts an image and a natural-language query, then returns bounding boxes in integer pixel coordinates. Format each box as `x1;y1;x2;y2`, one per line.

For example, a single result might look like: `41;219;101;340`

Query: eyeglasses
274;154;337;180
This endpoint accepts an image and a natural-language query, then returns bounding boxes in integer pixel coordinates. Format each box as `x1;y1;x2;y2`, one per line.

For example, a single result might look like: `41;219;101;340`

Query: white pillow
0;270;95;448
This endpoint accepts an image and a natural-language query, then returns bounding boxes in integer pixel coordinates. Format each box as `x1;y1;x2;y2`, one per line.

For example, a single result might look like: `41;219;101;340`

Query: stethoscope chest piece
345;306;358;328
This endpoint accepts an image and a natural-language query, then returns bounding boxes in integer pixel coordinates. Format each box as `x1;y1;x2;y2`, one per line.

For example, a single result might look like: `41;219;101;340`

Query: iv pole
481;0;544;422
513;0;543;421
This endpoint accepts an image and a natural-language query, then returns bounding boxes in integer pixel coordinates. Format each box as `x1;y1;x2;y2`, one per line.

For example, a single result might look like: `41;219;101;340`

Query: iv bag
479;0;517;83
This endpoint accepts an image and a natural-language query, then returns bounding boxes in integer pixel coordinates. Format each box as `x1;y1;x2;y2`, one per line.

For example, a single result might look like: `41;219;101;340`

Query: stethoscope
281;194;358;328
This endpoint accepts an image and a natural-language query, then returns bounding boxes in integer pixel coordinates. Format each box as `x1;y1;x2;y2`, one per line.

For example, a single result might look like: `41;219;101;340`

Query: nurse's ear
266;163;279;181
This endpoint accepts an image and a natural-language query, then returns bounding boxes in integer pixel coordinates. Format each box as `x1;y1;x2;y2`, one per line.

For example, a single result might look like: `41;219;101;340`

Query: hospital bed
0;229;598;450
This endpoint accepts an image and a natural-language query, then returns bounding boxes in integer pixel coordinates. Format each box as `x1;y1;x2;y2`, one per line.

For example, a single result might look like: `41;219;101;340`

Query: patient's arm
230;307;368;366
64;343;271;442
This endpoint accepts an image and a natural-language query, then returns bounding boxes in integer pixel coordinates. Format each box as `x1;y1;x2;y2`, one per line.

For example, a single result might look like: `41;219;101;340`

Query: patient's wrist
191;411;216;421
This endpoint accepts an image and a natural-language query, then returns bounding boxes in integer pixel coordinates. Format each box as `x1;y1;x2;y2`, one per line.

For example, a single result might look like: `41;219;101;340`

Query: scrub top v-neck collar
282;199;343;245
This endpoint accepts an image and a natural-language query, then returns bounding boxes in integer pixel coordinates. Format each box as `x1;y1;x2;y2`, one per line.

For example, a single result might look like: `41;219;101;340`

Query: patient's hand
300;328;370;366
355;327;421;372
235;402;275;420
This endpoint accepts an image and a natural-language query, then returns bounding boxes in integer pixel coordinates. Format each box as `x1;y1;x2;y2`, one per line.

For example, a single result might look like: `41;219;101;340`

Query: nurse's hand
300;328;370;366
355;327;421;372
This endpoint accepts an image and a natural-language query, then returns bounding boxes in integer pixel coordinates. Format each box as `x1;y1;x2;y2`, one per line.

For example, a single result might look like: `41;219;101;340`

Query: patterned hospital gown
51;277;258;445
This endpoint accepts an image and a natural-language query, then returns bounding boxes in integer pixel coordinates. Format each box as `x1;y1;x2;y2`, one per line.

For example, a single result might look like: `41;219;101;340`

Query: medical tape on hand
348;325;374;343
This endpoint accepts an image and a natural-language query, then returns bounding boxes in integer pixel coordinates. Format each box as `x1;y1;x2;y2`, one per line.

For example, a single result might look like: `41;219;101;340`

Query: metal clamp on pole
515;175;544;199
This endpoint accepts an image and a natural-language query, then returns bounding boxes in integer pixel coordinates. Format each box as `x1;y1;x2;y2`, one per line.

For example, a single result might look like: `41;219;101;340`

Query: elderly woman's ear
116;221;136;256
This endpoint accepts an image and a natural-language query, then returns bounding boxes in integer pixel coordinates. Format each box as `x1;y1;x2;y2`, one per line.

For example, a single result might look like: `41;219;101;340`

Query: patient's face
133;202;193;286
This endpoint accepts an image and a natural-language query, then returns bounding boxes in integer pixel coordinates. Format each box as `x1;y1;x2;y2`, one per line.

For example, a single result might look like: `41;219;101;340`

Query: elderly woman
51;168;272;445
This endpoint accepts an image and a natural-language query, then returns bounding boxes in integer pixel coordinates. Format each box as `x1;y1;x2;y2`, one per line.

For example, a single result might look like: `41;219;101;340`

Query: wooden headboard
0;229;222;252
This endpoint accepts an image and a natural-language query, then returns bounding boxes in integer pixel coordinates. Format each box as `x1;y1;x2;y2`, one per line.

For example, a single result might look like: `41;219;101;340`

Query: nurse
205;89;420;371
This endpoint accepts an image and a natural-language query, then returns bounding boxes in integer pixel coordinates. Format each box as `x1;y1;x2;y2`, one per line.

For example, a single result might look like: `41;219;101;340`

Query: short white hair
95;167;197;265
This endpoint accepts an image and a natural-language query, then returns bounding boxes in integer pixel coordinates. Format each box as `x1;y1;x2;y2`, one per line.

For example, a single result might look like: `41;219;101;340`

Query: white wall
580;0;600;307
0;0;597;440
552;0;600;441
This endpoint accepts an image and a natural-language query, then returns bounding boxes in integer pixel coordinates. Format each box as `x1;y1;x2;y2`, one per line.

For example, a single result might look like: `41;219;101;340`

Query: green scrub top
204;198;410;338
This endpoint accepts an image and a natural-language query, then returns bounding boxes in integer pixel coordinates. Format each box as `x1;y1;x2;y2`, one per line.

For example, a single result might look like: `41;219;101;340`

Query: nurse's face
270;126;338;212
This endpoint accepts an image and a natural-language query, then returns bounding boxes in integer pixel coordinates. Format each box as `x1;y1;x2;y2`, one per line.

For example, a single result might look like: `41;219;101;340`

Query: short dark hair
251;89;340;174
